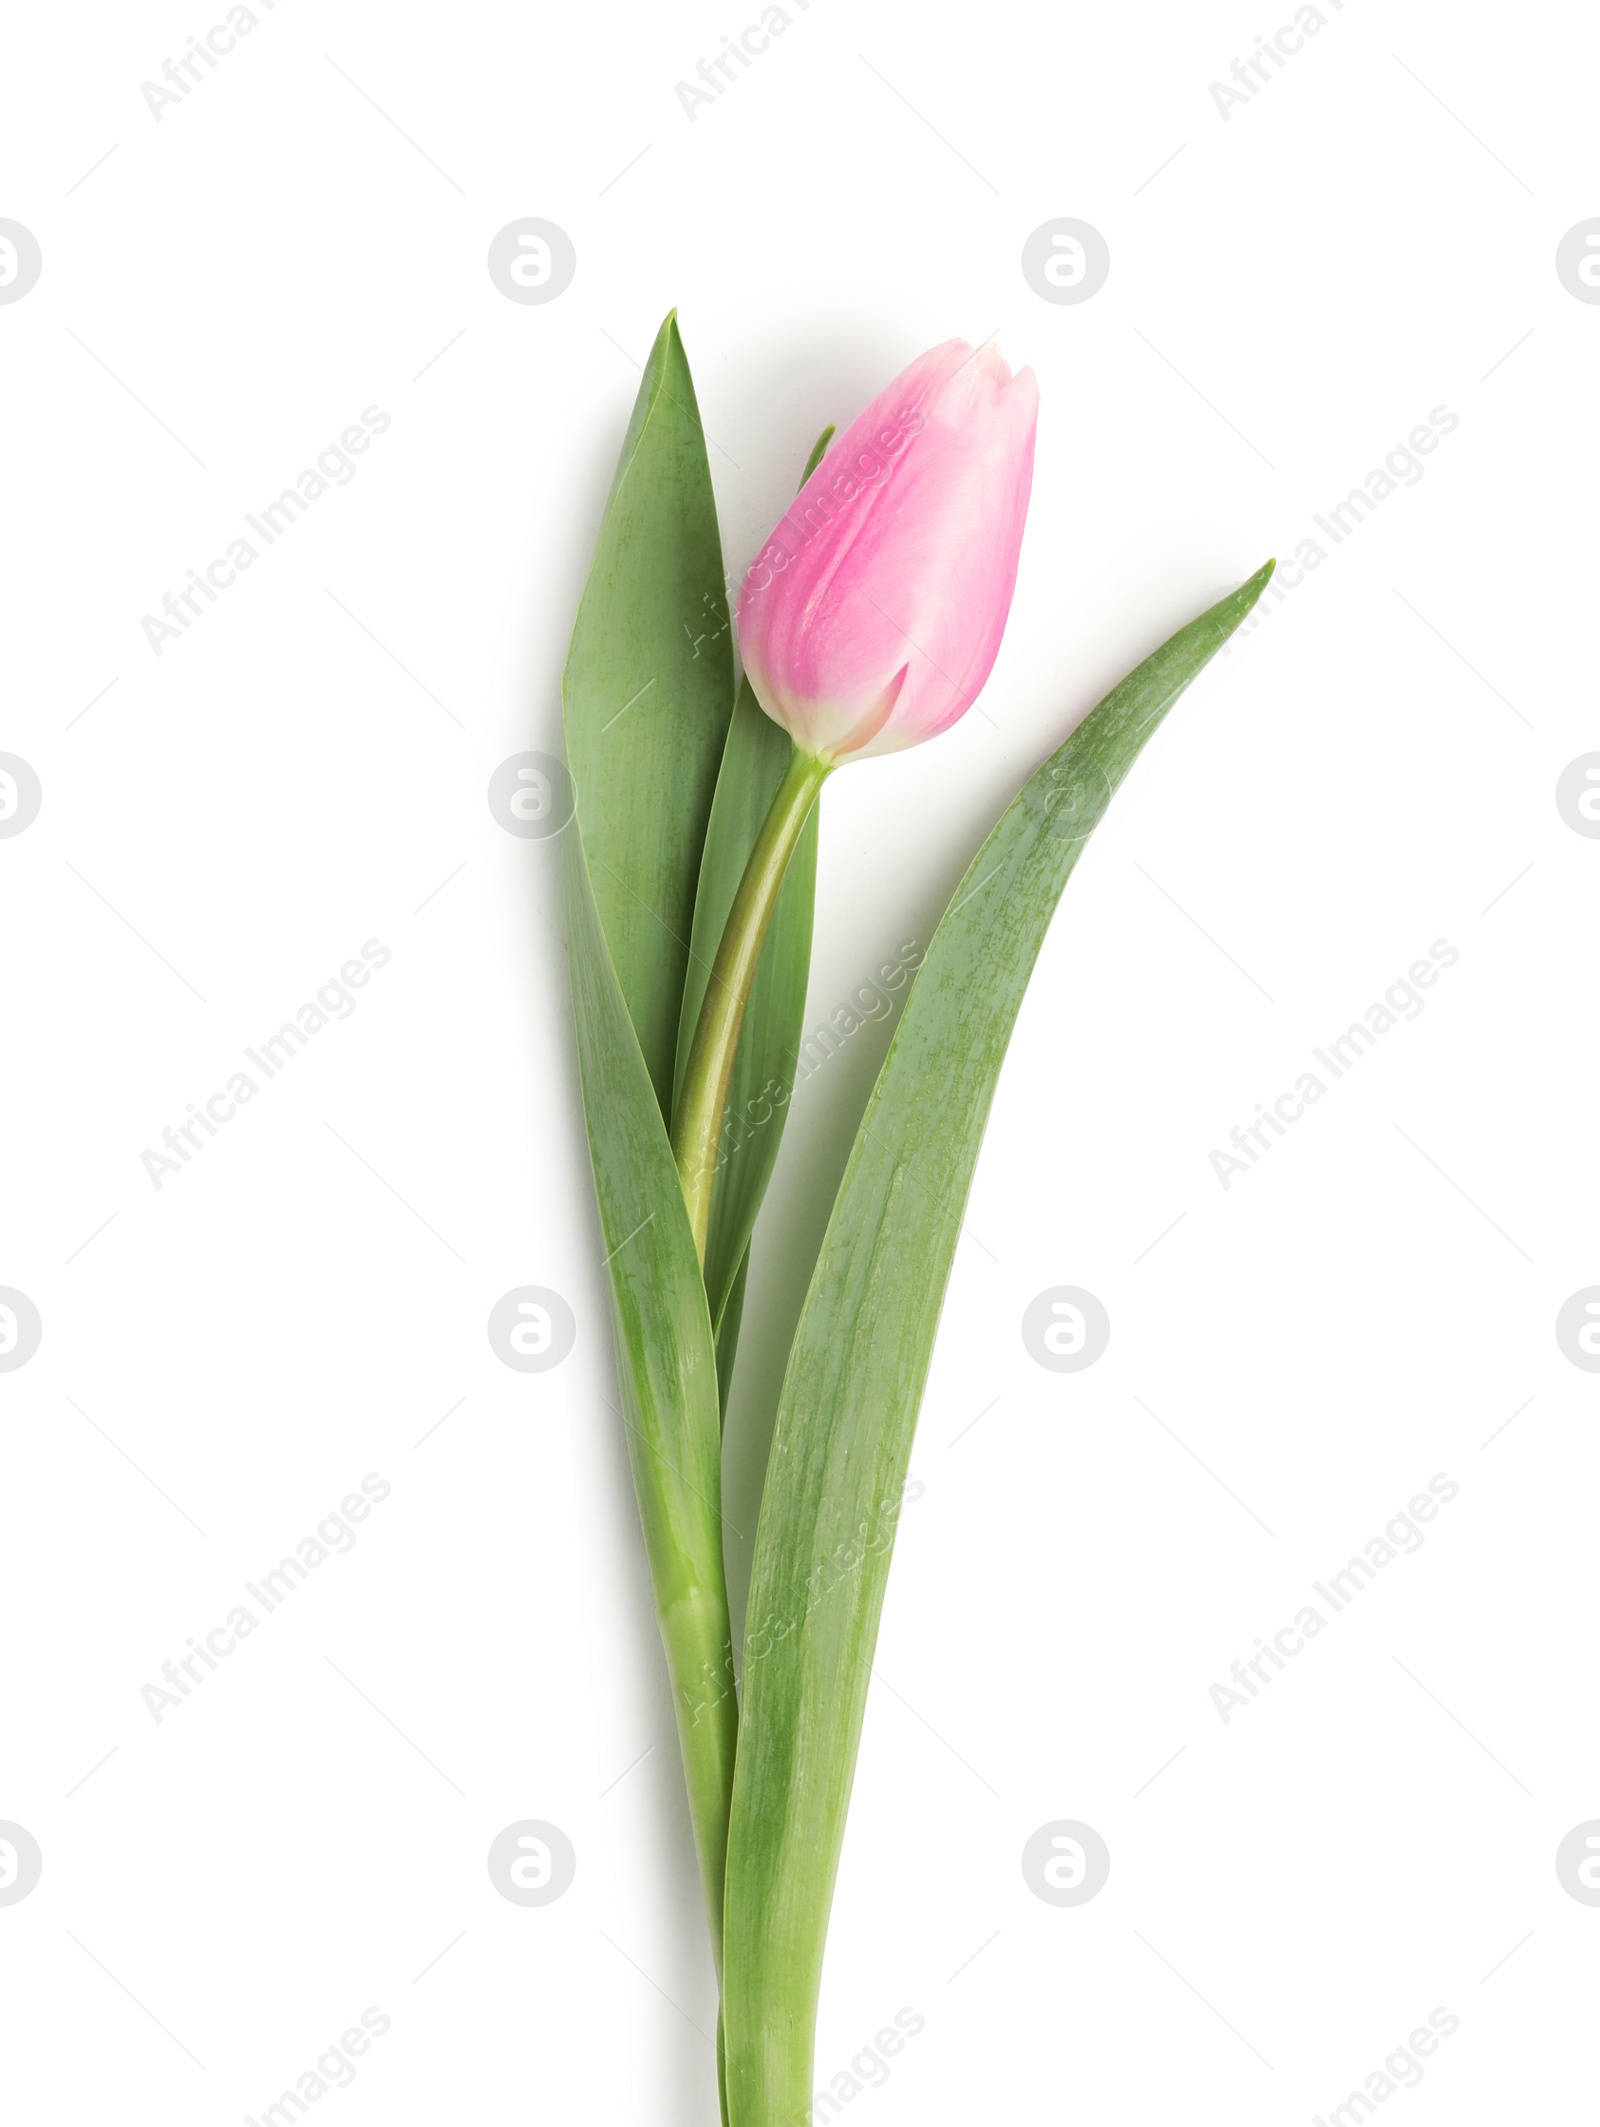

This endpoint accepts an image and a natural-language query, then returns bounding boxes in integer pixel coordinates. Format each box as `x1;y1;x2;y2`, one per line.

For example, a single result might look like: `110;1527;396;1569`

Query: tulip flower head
738;338;1039;764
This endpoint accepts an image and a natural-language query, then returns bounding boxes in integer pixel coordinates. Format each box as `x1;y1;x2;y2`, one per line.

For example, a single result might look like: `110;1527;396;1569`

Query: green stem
672;745;831;1258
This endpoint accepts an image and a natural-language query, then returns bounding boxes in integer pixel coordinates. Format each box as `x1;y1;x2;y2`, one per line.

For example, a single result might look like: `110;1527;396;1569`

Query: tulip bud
737;339;1039;763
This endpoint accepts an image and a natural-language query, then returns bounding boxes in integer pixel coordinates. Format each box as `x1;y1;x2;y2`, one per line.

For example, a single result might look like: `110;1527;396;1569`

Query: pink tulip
737;338;1039;764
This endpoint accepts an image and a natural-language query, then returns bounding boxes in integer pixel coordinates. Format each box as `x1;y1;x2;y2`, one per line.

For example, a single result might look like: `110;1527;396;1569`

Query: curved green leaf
722;563;1276;2126
561;313;738;1971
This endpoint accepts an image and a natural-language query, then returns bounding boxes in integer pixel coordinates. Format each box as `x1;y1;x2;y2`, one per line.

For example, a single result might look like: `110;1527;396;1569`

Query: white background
3;0;1597;2121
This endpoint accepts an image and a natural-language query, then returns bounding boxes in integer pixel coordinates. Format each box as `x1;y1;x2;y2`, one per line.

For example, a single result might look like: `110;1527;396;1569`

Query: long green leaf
564;311;735;1112
561;315;738;1970
722;563;1276;2126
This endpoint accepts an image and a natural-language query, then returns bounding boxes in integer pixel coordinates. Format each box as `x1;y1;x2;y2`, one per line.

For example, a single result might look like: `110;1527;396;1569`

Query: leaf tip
644;308;685;374
800;423;836;485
